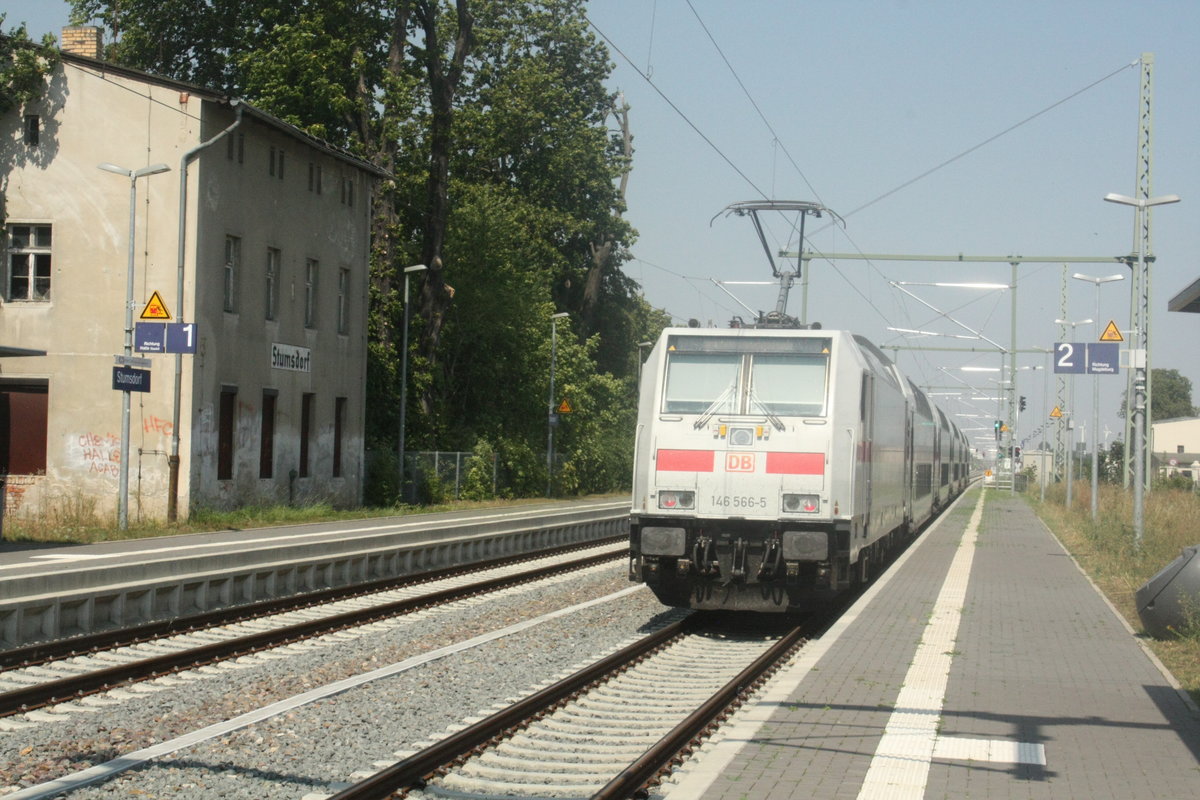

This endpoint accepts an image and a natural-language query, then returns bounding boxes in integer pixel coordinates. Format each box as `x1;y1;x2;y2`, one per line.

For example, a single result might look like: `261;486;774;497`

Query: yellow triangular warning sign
1050;406;1063;419
558;399;573;414
140;291;172;320
1099;320;1123;342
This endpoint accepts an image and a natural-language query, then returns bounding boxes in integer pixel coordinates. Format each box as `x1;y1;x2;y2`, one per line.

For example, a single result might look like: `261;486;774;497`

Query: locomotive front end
630;329;854;611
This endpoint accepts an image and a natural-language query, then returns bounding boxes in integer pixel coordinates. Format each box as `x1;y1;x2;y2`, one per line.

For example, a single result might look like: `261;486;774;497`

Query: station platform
0;498;626;649
665;488;1200;800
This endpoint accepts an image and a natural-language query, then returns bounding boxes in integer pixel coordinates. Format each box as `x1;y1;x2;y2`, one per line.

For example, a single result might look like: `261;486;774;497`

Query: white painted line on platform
933;735;1046;766
854;490;986;800
662;490;977;800
2;584;646;800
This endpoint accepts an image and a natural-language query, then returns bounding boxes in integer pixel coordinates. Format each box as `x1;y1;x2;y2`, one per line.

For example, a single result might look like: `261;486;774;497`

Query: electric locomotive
627;202;969;612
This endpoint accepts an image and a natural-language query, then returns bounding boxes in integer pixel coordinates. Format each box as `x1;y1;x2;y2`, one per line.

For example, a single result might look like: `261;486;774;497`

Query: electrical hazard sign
557;399;573;414
1099;320;1123;342
140;291;172;320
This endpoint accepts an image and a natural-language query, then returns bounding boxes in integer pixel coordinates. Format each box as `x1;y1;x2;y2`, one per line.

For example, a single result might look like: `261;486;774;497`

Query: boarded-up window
333;396;346;478
218;388;236;480
0;382;48;474
299;393;314;478
260;391;276;479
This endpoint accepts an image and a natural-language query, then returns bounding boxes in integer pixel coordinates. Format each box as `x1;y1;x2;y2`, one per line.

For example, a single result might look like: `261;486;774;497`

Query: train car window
750;354;827;416
663;353;741;414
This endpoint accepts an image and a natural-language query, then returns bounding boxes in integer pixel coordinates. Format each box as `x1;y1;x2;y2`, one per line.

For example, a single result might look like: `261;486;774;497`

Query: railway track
0;539;625;720
322;614;812;800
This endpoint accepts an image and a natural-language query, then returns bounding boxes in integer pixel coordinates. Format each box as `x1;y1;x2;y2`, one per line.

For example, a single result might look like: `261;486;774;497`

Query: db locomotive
628;325;970;611
628;201;973;612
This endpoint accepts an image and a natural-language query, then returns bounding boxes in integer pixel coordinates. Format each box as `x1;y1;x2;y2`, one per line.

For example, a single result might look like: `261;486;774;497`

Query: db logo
725;453;756;472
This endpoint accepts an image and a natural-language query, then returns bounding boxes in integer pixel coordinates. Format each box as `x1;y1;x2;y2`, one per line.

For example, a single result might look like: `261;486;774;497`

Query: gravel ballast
1;565;674;799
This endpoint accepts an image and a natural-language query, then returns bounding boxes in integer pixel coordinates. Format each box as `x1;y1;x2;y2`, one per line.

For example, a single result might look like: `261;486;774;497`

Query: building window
5;224;52;301
224;235;240;312
260;391;276;479
304;258;318;328
299;393;314;478
218;388;237;480
226;131;245;164
269;147;285;179
337;267;350;334
265;247;280;320
0;380;48;475
24;115;39;146
340;176;354;207
308;163;322;194
333;396;346;478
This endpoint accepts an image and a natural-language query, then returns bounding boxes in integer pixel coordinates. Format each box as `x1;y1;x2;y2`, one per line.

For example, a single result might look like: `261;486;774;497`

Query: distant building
1;28;387;521
1151;417;1200;486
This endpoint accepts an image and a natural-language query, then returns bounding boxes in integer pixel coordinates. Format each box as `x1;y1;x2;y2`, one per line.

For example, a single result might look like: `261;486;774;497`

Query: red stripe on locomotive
655;449;715;472
765;452;824;475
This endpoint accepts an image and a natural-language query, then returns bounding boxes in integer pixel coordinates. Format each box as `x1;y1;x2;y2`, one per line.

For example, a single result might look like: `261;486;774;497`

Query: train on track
627;201;972;612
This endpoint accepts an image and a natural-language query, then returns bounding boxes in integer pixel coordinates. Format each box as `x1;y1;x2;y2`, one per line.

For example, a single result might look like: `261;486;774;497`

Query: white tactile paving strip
855;490;1043;798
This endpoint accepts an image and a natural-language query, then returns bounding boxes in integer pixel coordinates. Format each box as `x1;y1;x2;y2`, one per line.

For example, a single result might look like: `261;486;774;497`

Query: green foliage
460;439;498;500
1;16;58;114
1118;367;1198;421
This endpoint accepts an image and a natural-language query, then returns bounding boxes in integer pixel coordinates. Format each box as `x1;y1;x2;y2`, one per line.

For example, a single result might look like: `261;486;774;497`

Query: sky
7;0;1200;456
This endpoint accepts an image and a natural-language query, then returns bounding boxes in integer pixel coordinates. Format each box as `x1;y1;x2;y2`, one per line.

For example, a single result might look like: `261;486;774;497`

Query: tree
1118;367;1198;422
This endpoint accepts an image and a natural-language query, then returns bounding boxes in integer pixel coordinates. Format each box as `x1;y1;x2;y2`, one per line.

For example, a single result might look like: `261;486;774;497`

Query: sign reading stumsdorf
271;342;312;373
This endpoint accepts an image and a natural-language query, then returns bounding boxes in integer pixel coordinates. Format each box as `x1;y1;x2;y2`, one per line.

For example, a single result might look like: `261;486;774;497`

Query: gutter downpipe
168;101;244;522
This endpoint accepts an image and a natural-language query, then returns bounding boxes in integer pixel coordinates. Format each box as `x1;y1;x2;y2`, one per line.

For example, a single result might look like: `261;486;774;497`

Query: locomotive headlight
782;493;819;513
658;490;695;510
729;427;755;446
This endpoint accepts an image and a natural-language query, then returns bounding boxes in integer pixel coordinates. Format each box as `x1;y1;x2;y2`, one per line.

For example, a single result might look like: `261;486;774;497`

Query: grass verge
1029;481;1200;707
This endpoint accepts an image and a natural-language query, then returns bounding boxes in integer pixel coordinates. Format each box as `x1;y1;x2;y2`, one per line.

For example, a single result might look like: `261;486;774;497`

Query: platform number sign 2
1054;342;1086;374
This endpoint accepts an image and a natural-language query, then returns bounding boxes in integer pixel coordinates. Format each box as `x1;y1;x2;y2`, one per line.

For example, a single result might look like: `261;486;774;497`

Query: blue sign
112;366;151;392
1087;342;1119;374
135;322;198;354
1054;342;1121;375
135;322;166;353
166;322;197;354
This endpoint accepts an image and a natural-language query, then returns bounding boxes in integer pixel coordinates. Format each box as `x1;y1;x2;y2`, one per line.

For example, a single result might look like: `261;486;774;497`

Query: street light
1104;191;1181;548
97;161;171;530
397;264;427;501
1055;317;1092;510
547;312;569;497
1072;272;1125;521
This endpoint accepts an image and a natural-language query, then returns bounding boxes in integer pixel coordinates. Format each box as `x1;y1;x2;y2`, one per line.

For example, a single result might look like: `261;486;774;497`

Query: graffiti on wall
77;431;121;477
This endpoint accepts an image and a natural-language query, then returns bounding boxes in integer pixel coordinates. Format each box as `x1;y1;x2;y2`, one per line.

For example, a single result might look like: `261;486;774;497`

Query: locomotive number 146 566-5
710;495;768;510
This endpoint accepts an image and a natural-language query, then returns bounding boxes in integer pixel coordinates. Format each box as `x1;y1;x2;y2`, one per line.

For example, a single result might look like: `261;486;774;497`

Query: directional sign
1087;342;1120;374
112;366;151;393
135;321;198;354
1054;342;1123;375
135;321;166;353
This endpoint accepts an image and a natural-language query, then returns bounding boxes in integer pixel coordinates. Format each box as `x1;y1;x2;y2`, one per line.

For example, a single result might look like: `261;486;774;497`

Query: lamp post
1103;192;1180;547
98;162;171;530
397;264;427;501
1055;317;1092;510
547;312;569;497
1072;272;1125;521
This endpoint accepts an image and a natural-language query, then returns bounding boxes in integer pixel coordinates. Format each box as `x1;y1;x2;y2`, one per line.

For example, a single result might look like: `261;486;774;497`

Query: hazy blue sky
8;1;1200;452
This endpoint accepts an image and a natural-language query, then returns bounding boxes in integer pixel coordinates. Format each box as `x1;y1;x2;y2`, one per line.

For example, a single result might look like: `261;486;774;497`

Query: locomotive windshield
662;336;830;417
